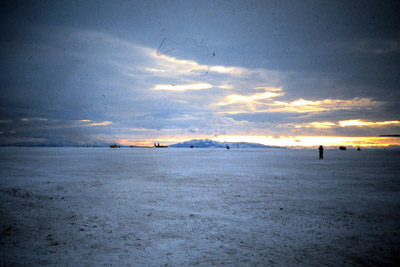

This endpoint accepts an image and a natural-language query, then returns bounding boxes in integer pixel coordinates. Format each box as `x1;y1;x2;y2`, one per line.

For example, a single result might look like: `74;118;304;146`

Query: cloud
293;122;337;129
87;121;112;127
354;39;400;55
287;119;400;130
20;118;48;122
144;47;250;78
152;83;212;91
216;89;283;106
217;96;380;115
339;119;400;127
269;98;379;113
218;84;234;89
1;23;398;147
255;87;283;92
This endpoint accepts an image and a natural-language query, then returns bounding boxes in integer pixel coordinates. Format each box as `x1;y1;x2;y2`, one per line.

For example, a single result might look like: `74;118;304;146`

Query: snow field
1;147;400;266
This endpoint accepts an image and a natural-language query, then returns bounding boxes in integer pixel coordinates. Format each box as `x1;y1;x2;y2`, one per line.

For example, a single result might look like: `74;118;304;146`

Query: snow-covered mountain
169;139;284;149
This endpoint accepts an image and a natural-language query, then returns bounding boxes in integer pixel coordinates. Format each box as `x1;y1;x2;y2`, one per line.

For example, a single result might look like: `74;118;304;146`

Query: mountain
169;139;284;149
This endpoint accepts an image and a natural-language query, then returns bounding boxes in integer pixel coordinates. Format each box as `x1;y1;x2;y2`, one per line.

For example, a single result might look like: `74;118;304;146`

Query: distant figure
357;147;361;151
226;145;230;150
318;145;324;159
154;142;168;148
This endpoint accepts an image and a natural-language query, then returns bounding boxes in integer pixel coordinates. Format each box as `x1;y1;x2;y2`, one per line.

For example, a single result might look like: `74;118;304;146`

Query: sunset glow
213;135;400;148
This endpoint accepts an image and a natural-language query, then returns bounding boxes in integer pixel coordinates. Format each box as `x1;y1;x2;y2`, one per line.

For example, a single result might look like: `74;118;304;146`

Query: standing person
318;145;324;159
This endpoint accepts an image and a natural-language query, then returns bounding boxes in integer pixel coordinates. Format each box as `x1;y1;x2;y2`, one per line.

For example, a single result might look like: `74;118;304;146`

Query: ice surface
1;147;400;266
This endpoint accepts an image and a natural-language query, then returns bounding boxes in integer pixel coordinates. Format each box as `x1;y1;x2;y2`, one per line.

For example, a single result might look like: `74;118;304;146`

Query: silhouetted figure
357;147;361;151
318;145;324;159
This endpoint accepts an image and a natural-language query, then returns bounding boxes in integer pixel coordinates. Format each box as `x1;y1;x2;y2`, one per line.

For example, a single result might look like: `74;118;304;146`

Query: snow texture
1;147;400;266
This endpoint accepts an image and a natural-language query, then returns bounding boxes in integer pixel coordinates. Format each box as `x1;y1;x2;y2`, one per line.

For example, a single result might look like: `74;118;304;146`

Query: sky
0;0;400;147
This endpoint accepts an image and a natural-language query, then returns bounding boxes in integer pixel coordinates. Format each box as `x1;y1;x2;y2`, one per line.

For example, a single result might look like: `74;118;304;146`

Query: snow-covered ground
1;147;400;266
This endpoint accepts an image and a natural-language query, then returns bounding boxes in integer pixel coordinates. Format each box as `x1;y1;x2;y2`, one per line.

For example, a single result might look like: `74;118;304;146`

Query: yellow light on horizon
116;134;400;149
213;135;400;147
